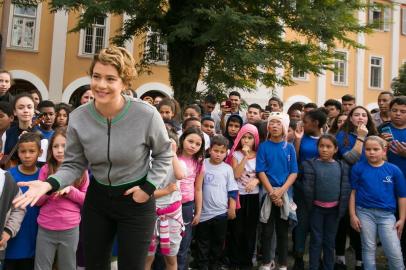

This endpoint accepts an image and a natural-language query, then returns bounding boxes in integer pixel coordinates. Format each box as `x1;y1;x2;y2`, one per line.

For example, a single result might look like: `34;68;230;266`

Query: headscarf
225;123;260;165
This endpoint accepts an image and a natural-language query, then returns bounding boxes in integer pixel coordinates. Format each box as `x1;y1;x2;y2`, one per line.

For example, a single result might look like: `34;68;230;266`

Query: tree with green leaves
392;62;406;96
30;0;373;105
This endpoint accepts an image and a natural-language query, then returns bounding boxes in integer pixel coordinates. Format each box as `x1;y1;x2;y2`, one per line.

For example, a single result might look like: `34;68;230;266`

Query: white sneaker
259;264;271;270
270;260;276;270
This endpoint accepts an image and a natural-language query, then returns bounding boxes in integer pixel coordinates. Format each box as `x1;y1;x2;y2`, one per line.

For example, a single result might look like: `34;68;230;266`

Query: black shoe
293;257;304;270
355;265;363;270
334;262;347;270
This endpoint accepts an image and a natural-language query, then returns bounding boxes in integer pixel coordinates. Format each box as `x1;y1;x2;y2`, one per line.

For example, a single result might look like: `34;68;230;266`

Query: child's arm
258;172;273;194
192;169;204;225
154;183;177;199
349;190;361;232
172;142;186;180
232;155;247;179
270;172;297;201
227;196;237;220
0;190;27;247
396;197;406;239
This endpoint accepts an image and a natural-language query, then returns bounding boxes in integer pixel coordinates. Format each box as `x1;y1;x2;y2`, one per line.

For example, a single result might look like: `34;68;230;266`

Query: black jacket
302;158;351;219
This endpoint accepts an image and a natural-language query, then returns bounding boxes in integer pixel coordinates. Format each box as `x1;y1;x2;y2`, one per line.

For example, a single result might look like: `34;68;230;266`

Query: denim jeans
309;206;339;270
0;260;3;270
177;201;195;270
357;206;405;270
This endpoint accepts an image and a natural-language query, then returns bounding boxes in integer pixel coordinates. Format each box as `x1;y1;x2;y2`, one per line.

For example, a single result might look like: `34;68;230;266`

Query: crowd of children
0;66;406;270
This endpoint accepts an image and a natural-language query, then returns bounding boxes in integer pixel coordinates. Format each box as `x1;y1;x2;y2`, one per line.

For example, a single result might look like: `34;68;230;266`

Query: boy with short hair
341;94;356;115
201;117;216;137
36;101;56;140
0;137;26;270
195;135;238;270
4;132;41;270
246;104;263;125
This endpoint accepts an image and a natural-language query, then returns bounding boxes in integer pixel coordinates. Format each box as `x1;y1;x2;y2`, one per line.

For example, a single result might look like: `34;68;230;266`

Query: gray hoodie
47;95;172;196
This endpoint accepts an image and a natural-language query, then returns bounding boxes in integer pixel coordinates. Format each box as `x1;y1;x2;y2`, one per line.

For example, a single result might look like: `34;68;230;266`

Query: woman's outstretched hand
13;181;52;208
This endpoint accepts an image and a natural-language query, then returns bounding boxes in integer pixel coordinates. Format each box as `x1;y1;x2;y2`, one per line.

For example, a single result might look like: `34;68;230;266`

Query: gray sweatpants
34;226;79;270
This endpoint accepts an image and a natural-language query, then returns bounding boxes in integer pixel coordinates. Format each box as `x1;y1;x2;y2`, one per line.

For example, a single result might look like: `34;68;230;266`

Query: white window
7;4;42;50
402;8;406;35
81;17;108;55
370;56;383;89
292;68;307;80
333;51;348;85
144;31;168;63
369;3;391;31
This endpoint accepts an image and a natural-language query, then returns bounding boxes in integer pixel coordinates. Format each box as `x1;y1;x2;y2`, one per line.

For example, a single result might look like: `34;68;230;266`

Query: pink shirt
36;164;89;230
178;156;204;204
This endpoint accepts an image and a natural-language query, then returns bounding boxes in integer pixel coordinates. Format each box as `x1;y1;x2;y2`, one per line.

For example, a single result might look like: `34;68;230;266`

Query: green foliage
7;0;374;105
392;62;406;96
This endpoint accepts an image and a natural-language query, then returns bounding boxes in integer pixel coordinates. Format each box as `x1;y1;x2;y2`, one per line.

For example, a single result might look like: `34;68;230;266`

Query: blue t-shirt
350;161;406;213
34;126;54;141
297;134;319;165
256;140;298;187
5;166;40;259
336;131;366;162
386;124;406;177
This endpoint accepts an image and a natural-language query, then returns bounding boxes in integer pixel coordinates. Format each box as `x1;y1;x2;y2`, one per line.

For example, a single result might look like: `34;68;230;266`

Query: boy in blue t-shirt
195;135;238;269
4;132;41;270
379;96;406;177
256;112;298;270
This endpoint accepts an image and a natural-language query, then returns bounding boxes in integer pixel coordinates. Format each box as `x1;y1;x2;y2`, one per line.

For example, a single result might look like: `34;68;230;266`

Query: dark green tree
392;62;406;96
47;0;371;105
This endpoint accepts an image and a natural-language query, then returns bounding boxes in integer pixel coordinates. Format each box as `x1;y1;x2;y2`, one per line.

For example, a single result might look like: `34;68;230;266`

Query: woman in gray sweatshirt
13;46;172;270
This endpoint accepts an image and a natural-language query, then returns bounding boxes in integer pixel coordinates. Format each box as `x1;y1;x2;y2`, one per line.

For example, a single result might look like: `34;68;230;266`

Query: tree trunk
167;40;206;107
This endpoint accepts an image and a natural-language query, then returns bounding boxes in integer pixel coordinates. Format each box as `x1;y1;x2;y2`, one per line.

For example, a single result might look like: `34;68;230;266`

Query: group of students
0;64;406;270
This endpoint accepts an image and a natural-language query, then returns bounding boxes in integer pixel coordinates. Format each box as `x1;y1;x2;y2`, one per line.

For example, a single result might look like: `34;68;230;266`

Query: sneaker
334;262;347;270
259;264;271;270
269;260;276;270
293;257;304;270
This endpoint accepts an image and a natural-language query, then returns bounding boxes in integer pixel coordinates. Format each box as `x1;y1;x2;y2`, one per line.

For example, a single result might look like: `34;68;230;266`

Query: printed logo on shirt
383;176;393;184
204;173;218;186
287;154;291;162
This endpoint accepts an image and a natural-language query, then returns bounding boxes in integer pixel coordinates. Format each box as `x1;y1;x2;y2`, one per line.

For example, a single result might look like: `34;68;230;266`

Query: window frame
6;3;42;51
78;15;110;57
291;67;308;81
369;55;384;90
332;50;348;86
368;2;391;32
143;30;169;65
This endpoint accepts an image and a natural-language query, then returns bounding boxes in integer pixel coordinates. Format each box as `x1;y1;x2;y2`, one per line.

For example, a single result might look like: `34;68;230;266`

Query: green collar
87;95;131;125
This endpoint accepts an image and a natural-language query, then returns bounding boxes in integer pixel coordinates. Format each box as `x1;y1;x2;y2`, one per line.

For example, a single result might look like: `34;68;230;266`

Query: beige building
1;0;406;109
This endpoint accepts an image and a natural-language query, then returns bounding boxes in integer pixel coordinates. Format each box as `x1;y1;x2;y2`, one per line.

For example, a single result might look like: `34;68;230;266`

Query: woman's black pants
82;179;156;270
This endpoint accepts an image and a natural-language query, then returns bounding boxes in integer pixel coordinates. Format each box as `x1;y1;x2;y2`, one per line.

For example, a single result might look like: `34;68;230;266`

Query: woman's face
90;62;125;106
80;90;94;105
0;72;11;96
350;108;368;127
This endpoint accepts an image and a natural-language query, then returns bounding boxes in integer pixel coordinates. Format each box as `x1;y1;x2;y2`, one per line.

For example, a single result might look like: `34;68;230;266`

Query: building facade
1;0;406;109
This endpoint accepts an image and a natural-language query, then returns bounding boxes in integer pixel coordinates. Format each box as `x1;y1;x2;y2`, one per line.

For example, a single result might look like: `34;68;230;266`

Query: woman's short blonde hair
89;46;137;87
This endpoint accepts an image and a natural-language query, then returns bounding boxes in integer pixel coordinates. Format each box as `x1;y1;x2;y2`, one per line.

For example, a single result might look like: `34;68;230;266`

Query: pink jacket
36;164;89;230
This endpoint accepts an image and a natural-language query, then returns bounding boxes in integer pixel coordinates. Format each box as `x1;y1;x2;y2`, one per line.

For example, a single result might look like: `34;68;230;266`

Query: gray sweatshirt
47;96;172;195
